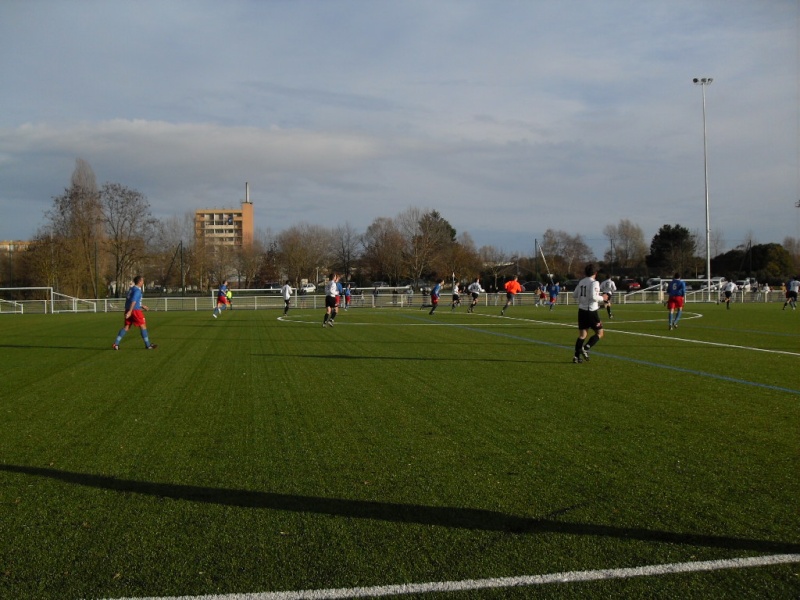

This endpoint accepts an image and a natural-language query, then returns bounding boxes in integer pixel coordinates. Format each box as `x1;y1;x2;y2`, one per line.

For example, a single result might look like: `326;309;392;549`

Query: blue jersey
432;283;441;299
668;279;686;297
125;285;143;311
548;284;560;297
217;283;228;297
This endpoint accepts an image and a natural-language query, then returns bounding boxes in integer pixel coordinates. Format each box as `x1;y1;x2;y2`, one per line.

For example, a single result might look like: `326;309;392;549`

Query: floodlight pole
693;77;713;301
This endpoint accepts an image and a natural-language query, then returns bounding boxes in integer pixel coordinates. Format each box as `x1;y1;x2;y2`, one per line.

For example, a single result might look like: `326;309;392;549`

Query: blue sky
1;0;798;256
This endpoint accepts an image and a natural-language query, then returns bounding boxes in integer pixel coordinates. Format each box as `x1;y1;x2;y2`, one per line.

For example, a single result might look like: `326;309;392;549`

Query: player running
599;275;616;319
501;275;523;316
572;264;603;364
451;281;461;311
212;280;229;318
429;279;444;315
467;278;483;313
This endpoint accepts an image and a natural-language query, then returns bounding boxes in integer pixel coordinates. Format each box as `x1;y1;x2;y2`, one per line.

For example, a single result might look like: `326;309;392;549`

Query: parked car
561;279;580;291
300;283;316;293
620;278;640;291
521;281;543;292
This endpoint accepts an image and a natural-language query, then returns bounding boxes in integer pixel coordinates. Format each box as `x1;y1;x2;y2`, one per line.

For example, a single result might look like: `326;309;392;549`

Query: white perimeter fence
0;286;784;315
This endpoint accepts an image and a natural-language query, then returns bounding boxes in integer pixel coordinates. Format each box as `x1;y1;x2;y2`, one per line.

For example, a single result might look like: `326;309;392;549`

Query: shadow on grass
3;464;798;554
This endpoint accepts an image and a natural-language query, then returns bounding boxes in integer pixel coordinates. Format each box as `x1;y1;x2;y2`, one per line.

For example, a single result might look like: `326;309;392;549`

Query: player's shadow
2;464;798;554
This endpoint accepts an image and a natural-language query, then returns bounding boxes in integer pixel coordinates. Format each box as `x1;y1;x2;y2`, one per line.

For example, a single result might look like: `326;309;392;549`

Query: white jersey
467;282;483;294
723;281;738;293
788;279;800;293
280;284;293;300
574;276;603;311
599;278;616;294
326;280;339;297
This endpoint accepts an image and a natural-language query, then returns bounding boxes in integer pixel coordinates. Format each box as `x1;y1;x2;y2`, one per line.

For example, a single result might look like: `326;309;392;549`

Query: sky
1;0;798;257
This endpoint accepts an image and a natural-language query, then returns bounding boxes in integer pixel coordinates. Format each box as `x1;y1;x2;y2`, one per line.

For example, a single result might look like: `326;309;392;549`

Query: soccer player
451;281;461;311
280;280;293;315
212;280;229;318
501;275;523;316
548;280;560;311
572;264;603;364
467;277;483;313
783;276;798;310
112;275;157;350
322;273;340;327
344;284;352;310
666;272;686;330
429;279;444;315
722;280;738;310
536;283;547;307
226;288;233;310
599;275;616;318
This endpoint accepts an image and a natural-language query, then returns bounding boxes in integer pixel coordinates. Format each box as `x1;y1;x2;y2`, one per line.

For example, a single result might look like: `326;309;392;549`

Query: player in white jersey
599;275;616;319
451;282;461;311
783;276;799;310
322;273;340;327
466;278;483;313
722;280;738;310
572;263;605;364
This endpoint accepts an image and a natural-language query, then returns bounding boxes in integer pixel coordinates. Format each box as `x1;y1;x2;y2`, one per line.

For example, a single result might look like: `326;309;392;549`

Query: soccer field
0;303;798;599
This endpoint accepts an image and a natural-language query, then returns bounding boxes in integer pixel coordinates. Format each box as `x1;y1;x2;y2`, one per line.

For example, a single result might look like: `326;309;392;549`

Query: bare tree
277;223;333;284
603;219;647;272
45;159;103;296
332;222;362;281
100;183;157;296
441;232;482;284
541;229;595;277
397;207;456;284
362;217;405;284
479;245;510;290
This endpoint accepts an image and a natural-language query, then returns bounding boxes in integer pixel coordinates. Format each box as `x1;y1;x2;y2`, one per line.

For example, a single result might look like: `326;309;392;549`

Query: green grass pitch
0;302;798;599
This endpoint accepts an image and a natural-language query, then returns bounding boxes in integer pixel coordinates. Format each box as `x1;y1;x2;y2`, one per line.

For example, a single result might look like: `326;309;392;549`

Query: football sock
141;330;151;347
585;334;600;349
675;309;682;324
115;329;127;345
574;338;584;356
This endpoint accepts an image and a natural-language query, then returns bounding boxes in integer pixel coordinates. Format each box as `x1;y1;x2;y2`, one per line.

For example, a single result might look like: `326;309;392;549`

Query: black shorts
506;292;514;301
724;291;732;299
788;291;798;301
577;309;603;332
325;295;337;309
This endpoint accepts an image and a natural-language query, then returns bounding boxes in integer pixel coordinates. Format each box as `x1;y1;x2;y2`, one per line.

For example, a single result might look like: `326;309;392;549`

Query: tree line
1;159;798;297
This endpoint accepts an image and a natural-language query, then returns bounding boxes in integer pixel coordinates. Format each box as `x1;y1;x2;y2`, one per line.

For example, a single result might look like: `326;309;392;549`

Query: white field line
106;554;800;600
490;312;800;358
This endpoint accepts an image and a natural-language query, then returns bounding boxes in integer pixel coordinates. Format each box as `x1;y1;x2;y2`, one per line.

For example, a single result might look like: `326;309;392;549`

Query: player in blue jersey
548;280;561;311
212;280;229;318
429;279;444;315
667;272;686;330
112;276;157;350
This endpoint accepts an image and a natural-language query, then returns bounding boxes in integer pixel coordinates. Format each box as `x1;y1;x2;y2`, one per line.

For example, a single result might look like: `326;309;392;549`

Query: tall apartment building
194;183;254;248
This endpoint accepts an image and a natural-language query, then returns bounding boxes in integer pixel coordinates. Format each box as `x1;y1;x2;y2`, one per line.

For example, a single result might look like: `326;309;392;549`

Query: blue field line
403;314;800;396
